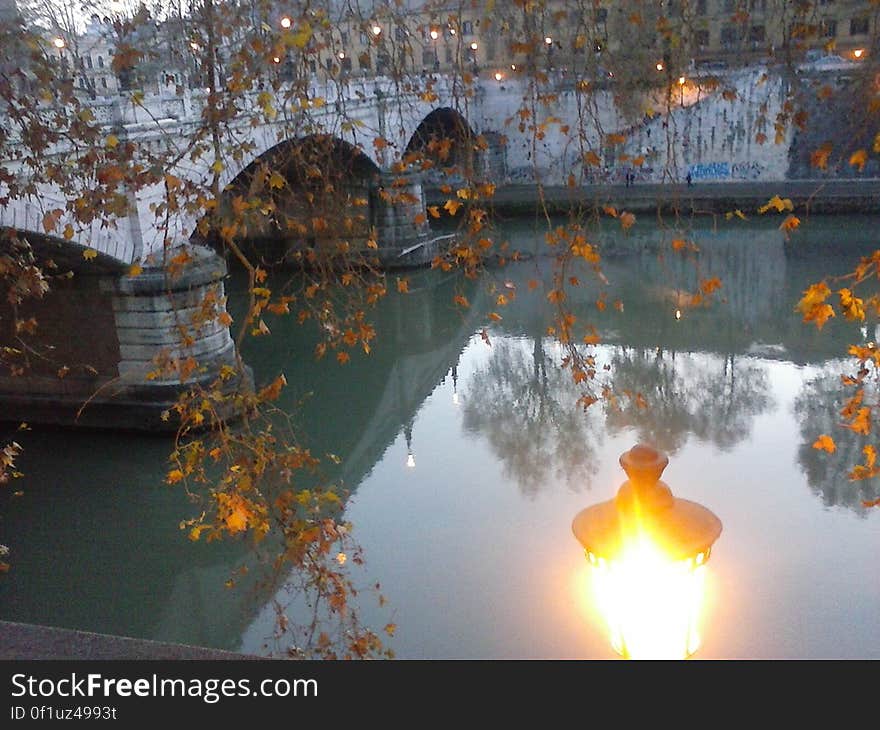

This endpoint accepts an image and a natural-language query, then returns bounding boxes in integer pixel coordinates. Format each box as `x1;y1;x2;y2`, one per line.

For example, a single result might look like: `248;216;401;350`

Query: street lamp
545;36;553;46
280;16;291;29
470;41;478;51
494;71;503;82
53;37;66;49
656;61;664;71
371;23;382;36
854;48;865;59
430;28;439;40
572;444;722;659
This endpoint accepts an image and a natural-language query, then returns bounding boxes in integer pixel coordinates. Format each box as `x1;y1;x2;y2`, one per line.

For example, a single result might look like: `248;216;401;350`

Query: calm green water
2;214;880;659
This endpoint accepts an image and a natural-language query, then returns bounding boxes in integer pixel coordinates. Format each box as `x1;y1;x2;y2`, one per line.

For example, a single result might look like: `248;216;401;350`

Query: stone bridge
0;62;832;430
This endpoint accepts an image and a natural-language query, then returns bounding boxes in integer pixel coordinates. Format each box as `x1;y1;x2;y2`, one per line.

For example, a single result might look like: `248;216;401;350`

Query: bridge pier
0;245;249;432
370;172;438;268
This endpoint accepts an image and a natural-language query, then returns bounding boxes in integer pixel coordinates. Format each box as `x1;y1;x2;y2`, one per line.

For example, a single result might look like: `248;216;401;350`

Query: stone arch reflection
794;367;880;514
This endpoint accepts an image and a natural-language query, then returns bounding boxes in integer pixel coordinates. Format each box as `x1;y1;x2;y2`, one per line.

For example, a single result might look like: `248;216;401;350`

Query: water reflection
794;367;880;514
606;349;773;454
462;338;603;496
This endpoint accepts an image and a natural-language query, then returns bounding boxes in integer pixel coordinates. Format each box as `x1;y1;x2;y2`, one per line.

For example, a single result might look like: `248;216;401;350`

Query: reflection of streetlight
572;444;723;659
404;422;415;468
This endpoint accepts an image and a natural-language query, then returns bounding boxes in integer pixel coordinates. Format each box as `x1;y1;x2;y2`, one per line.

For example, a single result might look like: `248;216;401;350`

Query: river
2;213;879;659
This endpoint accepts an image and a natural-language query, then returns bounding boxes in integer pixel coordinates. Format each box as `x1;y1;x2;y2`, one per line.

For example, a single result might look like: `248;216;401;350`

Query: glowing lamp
678;75;686;86
656;61;664;71
53;37;66;49
280;16;291;29
545;36;553;45
572;444;722;659
470;41;478;51
371;24;382;36
338;51;346;59
854;48;865;59
430;29;439;40
494;72;503;81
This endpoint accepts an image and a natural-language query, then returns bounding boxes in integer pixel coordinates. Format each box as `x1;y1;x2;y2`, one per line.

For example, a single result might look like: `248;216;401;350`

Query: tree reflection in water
794;368;880;514
605;348;774;455
461;337;604;497
463;336;775;496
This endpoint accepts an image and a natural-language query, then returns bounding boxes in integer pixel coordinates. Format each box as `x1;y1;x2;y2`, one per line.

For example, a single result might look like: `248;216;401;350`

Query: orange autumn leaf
812;434;836;453
849;149;868;172
396;278;409;293
700;277;722;295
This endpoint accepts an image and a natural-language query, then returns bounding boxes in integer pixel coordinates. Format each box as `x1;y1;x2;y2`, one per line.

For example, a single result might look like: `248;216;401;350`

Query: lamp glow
470;41;478;51
675;309;682;320
656;61;664;71
430;29;439;40
494;72;503;81
53;37;66;49
854;48;865;58
572;444;722;660
678;75;686;86
545;36;553;45
338;51;346;59
280;16;291;29
372;24;382;36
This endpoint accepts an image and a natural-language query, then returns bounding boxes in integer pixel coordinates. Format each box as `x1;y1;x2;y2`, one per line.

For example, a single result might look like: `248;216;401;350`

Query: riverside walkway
427;179;880;215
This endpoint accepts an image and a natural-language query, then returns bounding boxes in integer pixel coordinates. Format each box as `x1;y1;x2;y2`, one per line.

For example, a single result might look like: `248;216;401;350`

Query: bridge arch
204;134;383;264
404;107;478;182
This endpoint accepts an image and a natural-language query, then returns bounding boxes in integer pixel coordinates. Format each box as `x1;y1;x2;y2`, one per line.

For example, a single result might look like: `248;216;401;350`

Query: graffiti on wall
688;161;730;180
731;161;764;180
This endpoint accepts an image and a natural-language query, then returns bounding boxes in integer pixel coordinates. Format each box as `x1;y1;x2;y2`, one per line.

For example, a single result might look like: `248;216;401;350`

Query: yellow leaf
63;224;74;240
268;171;285;189
82;248;98;260
443;199;461;216
211;159;225;174
166;469;184;484
106;134;119;149
128;263;143;277
849;149;868;172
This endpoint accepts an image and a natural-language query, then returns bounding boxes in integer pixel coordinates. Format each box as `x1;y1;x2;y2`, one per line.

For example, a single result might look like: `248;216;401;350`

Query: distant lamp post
53;37;66;49
280;16;292;29
572;444;723;659
678;75;686;86
338;51;346;60
189;41;200;51
494;71;503;82
854;48;865;59
371;23;382;37
430;28;439;40
656;61;664;71
545;36;553;46
470;41;478;51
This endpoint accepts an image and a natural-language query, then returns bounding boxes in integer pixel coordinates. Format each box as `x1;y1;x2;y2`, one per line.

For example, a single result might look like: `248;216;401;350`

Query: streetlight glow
854;48;865;58
470;41;478;51
280;16;291;29
545;36;553;45
494;71;503;81
189;41;200;51
53;37;65;49
678;75;686;86
338;51;345;59
656;61;664;71
572;444;723;660
430;29;439;40
371;24;382;36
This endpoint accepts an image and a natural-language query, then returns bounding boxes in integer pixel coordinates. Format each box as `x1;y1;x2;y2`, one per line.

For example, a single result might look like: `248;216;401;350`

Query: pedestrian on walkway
686;171;693;187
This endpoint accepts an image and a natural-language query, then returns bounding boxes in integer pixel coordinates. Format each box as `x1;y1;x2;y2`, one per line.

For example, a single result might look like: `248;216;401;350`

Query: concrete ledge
0;620;261;660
